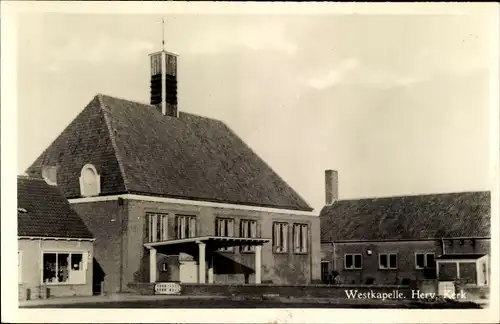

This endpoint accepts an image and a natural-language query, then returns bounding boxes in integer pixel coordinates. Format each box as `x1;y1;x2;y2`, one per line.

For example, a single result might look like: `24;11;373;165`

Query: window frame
40;251;88;285
344;253;362;270
240;219;258;253
415;252;436;269
79;163;101;197
146;213;169;243
379;253;398;270
292;223;308;254
215;217;235;252
175;215;197;240
272;222;289;254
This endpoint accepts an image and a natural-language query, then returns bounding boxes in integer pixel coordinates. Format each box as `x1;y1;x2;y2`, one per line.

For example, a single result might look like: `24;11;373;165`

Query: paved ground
19;295;483;309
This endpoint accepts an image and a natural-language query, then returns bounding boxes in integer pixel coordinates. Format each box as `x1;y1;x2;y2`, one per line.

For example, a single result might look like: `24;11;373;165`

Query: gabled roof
17;176;94;239
320;191;490;242
26;94;312;211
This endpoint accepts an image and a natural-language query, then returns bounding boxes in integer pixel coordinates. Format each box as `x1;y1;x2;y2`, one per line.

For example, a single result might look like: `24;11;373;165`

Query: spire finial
162;18;165;51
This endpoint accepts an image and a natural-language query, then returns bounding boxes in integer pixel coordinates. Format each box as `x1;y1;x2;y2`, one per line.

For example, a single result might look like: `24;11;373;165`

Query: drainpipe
118;198;124;293
332;241;336;275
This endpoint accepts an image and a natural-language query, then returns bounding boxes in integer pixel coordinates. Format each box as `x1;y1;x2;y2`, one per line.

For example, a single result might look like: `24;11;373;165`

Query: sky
15;10;497;212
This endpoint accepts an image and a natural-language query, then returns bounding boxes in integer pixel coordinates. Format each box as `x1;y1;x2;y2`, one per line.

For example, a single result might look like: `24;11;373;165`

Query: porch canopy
436;253;489;286
144;236;270;284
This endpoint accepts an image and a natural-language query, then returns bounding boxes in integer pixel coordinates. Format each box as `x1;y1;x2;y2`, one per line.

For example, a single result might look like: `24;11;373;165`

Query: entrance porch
436;253;489;286
144;236;270;284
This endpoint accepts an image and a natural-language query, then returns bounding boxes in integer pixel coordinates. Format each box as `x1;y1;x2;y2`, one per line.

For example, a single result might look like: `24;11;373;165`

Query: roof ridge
333;190;491;202
96;94;130;192
96;93;225;124
96;93;153;108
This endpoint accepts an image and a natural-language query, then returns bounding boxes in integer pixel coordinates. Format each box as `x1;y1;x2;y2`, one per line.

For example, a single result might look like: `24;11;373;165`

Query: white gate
155;282;181;295
438;281;455;298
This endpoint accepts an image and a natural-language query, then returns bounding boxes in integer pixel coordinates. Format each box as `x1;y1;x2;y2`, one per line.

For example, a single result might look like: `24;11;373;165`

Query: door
158;255;180;282
179;261;198;283
321;261;329;284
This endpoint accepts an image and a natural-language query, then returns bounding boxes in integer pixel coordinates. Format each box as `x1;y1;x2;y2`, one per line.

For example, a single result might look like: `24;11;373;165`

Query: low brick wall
455;281;490;302
126;283;155;295
180;283;412;299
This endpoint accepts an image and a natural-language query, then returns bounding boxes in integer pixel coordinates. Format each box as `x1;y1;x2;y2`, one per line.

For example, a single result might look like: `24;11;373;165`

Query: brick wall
127;200;321;286
72;198;320;293
321;239;490;285
71;199;127;294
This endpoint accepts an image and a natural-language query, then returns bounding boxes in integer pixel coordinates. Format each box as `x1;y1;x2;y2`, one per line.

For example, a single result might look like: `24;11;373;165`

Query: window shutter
174;216;179;239
190;217;196;237
156;214;162;241
273;223;278;250
228;220;234;237
292;225;296;251
303;225;308;252
151;214;157;242
251;221;257;238
283;224;288;252
145;215;150;243
163;215;168;240
183;216;189;239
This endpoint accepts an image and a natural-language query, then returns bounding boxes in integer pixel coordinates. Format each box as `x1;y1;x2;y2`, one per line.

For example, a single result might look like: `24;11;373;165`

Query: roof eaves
97;94;130;192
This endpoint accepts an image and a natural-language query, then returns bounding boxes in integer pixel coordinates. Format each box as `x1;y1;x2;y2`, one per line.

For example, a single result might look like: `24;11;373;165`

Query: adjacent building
320;170;491;287
25;48;321;295
17;176;95;299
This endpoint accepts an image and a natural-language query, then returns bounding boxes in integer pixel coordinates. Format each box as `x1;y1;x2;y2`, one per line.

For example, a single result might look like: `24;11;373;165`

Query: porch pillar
208;252;214;284
149;247;157;283
255;245;262;284
198;242;206;284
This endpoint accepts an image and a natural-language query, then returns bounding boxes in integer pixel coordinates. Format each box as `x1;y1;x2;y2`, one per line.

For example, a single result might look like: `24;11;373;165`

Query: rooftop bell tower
149;19;178;117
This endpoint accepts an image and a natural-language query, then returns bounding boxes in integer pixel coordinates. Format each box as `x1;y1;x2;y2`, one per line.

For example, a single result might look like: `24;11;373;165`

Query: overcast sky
16;11;496;211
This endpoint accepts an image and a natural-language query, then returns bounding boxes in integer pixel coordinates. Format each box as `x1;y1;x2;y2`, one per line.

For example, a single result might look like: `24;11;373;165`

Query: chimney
149;50;178;117
325;169;338;205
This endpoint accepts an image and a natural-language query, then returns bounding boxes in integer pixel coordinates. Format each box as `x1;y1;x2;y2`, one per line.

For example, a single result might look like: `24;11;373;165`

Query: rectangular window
379;253;398;269
293;223;308;253
415;253;435;269
344;253;362;269
273;222;288;253
146;213;169;243
215;218;235;252
42;252;87;285
175;215;197;239
240;219;257;252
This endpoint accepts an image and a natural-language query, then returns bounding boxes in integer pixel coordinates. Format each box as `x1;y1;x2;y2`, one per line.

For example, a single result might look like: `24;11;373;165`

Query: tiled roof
320;191;490;242
17;176;94;239
27;94;312;211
